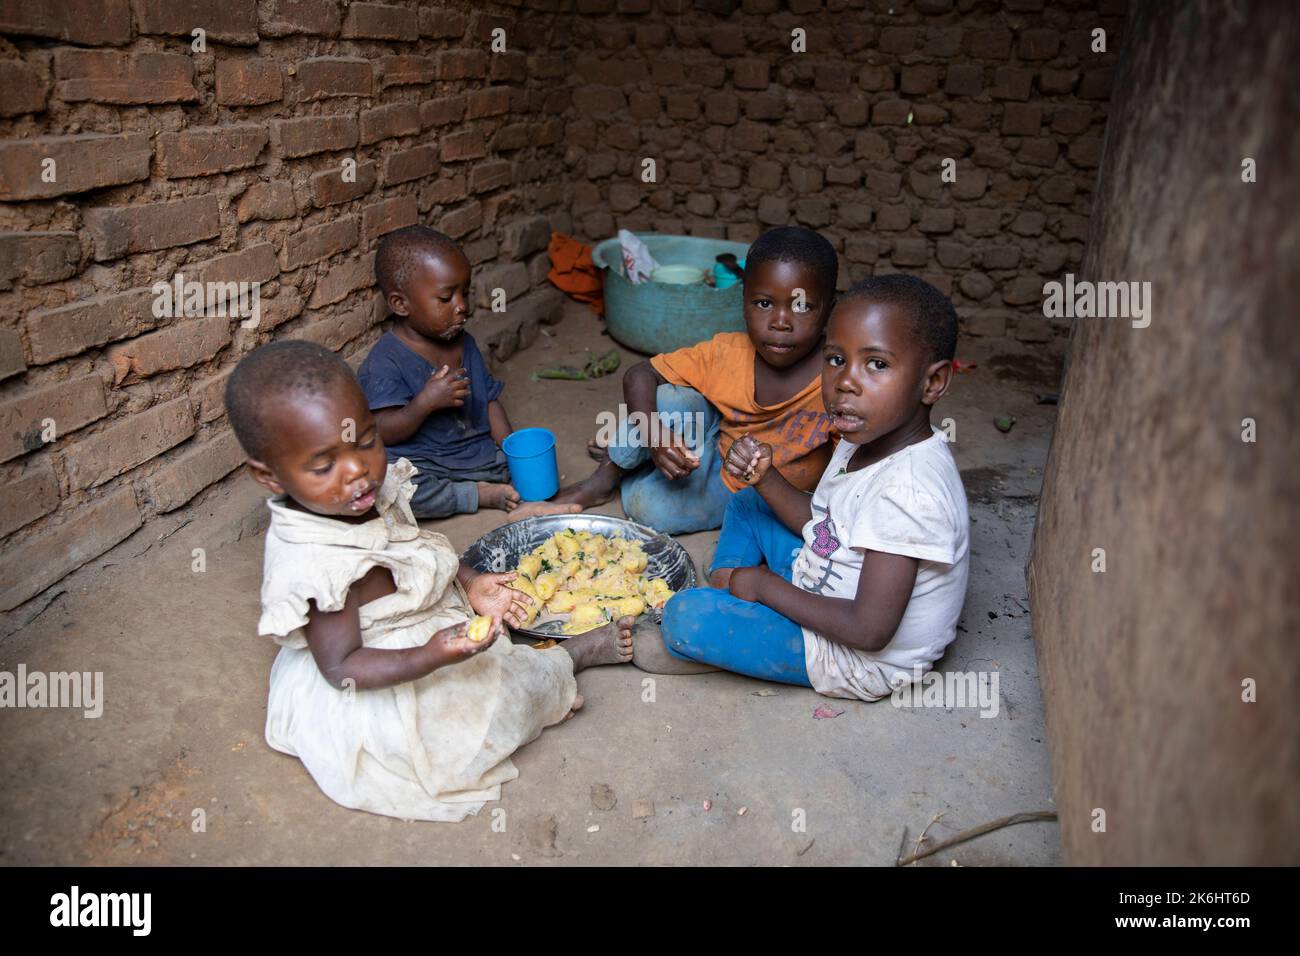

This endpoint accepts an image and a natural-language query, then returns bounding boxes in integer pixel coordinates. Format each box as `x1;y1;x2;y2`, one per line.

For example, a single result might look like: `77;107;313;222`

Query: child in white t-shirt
658;275;969;701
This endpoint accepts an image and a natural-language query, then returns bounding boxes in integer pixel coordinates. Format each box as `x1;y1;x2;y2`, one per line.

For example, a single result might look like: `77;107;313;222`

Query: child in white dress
226;341;634;822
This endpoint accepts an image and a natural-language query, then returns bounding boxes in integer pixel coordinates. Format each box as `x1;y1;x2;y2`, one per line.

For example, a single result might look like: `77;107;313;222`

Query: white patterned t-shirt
792;426;970;700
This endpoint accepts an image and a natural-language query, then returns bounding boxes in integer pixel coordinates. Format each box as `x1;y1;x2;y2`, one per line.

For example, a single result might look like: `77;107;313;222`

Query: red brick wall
563;0;1124;343
0;0;573;611
0;0;1126;612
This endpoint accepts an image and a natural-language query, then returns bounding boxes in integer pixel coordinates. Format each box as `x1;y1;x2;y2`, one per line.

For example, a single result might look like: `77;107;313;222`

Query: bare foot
552;459;623;510
505;500;583;523
631;621;719;675
478;481;520;512
560;692;585;722
562;615;635;671
586;438;609;463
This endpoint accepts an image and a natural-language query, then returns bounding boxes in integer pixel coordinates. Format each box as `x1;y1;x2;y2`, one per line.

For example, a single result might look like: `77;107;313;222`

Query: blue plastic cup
502;428;559;501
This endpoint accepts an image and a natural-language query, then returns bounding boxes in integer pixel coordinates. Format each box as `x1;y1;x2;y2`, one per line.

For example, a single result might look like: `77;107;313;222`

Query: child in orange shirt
566;227;838;534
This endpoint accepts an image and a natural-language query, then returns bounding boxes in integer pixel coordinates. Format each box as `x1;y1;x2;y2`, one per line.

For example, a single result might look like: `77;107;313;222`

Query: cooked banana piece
516;553;542;580
507;530;669;628
546;590;580;614
509;578;541;625
641;577;674;608
612;596;646;618
563;601;607;635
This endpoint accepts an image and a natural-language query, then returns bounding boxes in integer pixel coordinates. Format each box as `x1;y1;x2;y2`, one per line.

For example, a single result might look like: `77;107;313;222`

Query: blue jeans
660;488;812;686
609;384;732;534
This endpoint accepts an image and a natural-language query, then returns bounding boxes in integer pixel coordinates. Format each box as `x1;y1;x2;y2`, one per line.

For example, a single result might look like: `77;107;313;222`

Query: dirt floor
0;303;1066;866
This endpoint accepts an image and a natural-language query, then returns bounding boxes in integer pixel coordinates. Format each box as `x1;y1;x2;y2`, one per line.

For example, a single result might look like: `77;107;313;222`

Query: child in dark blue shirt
358;226;579;520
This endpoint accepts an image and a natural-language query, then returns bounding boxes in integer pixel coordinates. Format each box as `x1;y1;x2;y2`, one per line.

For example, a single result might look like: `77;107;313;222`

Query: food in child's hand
467;616;493;643
508;530;676;634
728;434;770;484
509;577;542;625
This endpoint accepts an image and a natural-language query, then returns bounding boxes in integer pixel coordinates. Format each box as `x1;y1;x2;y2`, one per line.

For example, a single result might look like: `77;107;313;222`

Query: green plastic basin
592;233;751;354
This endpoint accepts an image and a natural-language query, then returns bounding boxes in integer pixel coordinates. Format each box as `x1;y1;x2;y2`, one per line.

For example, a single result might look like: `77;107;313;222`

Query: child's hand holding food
650;427;700;481
430;617;500;662
725;434;773;485
466;615;494;642
419;364;471;411
466;570;534;629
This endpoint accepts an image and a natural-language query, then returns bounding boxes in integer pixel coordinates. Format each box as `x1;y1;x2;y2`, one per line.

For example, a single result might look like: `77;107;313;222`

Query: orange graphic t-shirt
650;332;837;493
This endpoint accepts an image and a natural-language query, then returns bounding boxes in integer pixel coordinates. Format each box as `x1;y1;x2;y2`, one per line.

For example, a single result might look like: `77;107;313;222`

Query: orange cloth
650;332;837;493
547;232;604;316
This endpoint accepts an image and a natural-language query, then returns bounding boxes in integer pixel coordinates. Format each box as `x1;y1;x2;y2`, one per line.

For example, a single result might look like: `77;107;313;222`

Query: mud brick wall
0;0;576;612
563;0;1124;344
0;0;1128;614
1029;0;1299;864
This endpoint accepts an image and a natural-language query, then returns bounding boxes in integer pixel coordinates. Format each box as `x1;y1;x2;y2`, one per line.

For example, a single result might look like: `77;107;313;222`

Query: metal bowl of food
460;513;697;640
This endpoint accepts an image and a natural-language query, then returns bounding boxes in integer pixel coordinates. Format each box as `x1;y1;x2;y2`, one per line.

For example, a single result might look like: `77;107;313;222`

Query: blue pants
660;488;812;686
609;384;732;534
